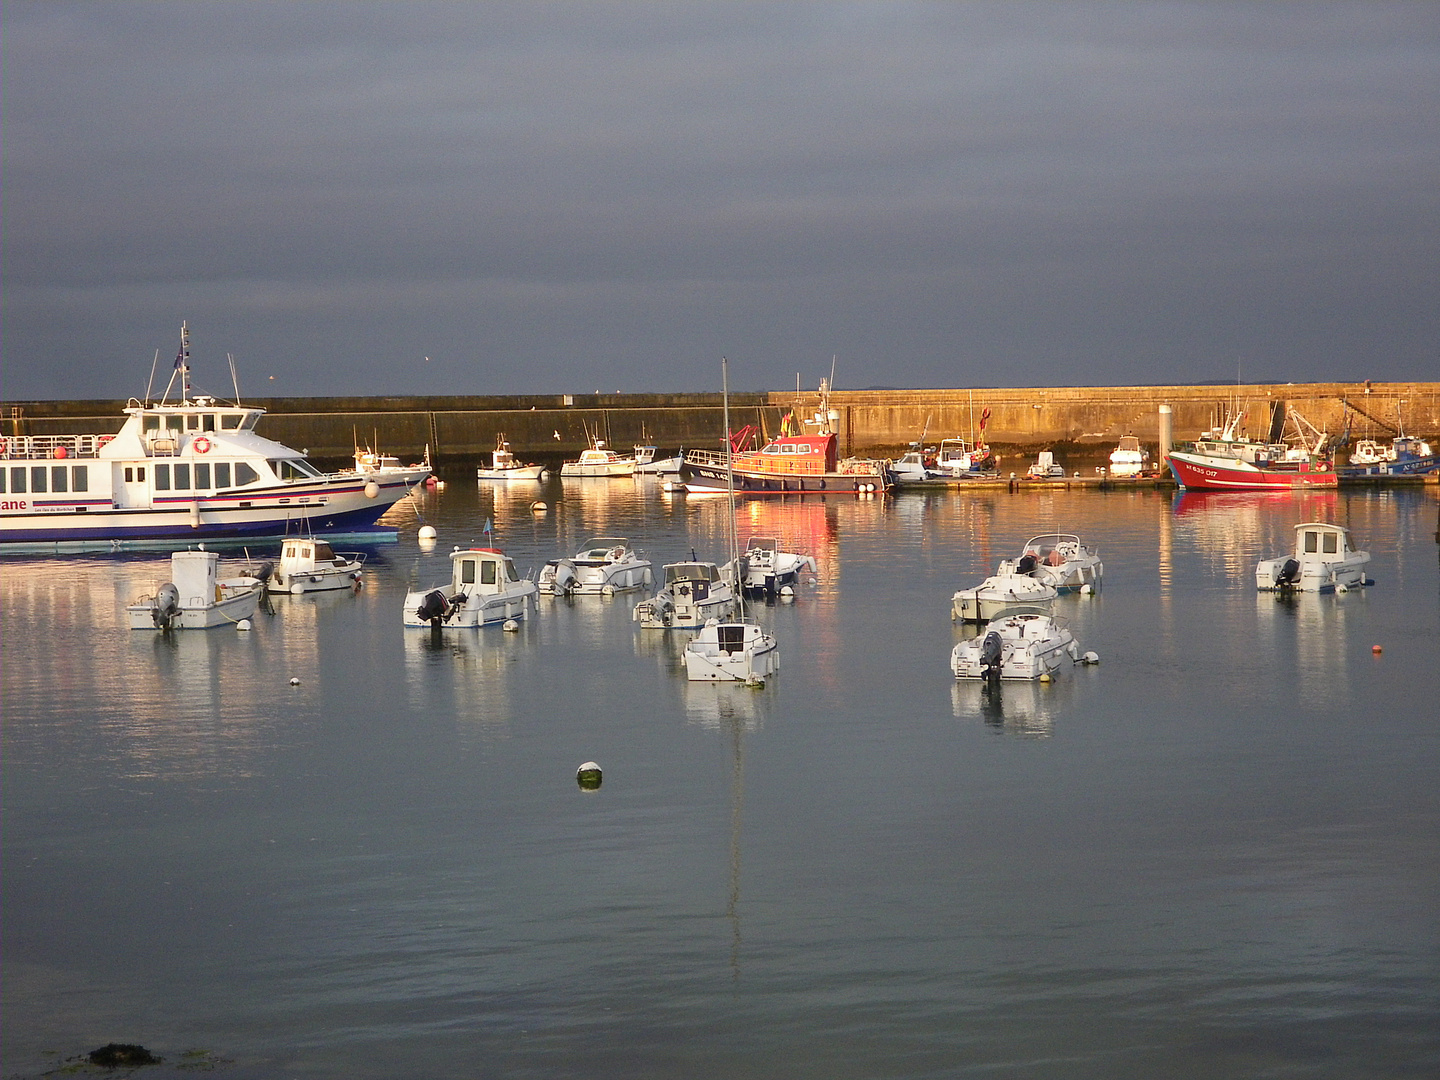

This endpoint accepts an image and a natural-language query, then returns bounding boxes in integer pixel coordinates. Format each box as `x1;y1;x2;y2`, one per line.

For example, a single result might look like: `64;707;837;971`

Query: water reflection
950;677;1074;738
401;623;530;726
1254;590;1366;710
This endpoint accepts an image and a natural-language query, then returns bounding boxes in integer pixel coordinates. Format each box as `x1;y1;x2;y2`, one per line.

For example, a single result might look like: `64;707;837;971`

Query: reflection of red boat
1167;450;1337;490
1172;489;1337;517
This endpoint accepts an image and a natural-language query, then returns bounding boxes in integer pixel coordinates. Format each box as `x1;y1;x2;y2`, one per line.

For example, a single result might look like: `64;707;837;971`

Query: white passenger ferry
1;325;421;549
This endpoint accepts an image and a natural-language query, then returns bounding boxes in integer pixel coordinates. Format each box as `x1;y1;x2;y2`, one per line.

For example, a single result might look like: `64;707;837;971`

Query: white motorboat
890;446;941;483
126;549;265;630
476;434;545;481
539;537;653;596
1256;522;1372;593
684;619;780;682
269;537;366;594
1026;451;1066;479
935;436;995;477
952;570;1059;623
682;357;780;684
633;560;738;629
1;323;424;549
403;547;539;628
1107;436;1150;477
951;612;1086;681
351;444;433;488
997;534;1103;594
728;535;817;597
560;439;637;477
633;444;684;475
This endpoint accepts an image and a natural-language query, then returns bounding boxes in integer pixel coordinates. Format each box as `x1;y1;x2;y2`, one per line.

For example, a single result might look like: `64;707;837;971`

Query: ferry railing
0;433;112;460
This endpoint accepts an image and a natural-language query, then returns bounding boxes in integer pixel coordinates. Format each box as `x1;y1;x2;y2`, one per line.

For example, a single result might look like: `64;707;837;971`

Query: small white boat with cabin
952;570;1059;623
890;445;941;483
1255;522;1372;593
1027;451;1066;479
539;537;654;596
935;437;995;477
270;537;366;594
560;439;637;477
476;434;545;481
1107;436;1150;477
126;549;265;630
633;560;738;629
633;444;684;475
403;547;539;627
997;534;1103;594
683;619;780;682
351;444;433;487
951;612;1086;681
729;535;818;597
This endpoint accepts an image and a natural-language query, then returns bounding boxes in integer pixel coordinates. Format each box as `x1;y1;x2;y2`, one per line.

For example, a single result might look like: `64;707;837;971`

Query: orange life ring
0;437;7;455
193;436;211;454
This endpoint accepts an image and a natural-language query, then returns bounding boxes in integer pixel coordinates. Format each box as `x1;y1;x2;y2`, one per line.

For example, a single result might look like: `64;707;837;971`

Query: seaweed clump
87;1044;161;1067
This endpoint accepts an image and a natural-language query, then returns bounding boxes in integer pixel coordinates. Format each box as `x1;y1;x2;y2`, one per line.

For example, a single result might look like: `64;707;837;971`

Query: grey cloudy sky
4;1;1437;400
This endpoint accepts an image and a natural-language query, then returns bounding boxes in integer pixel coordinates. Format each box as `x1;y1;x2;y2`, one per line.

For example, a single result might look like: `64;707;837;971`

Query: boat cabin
664;562;721;596
738;433;839;474
576;537;630;564
451;548;522;592
1296;522;1355;559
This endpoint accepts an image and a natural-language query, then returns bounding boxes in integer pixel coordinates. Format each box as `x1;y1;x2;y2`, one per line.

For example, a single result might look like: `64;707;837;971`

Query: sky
3;1;1437;400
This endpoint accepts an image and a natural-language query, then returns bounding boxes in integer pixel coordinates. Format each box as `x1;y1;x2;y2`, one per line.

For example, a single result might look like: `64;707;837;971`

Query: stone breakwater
5;382;1436;464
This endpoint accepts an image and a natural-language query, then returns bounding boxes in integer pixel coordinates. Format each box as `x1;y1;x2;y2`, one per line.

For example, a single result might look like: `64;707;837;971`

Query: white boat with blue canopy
1;324;419;550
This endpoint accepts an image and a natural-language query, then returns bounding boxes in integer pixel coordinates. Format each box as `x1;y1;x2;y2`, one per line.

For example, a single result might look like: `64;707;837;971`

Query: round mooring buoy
531;501;548;513
576;761;602;790
503;619;520;632
1372;644;1383;654
418;525;437;540
289;677;301;686
236;618;252;631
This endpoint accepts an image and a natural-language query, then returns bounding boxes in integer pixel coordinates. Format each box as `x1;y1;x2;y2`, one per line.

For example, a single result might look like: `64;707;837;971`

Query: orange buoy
1372;645;1383;654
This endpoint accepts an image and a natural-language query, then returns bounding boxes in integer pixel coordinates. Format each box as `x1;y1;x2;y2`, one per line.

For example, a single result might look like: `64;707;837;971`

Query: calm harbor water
3;477;1438;1078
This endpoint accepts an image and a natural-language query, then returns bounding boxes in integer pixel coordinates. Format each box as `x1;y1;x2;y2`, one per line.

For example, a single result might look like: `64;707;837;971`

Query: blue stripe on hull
1;502;399;547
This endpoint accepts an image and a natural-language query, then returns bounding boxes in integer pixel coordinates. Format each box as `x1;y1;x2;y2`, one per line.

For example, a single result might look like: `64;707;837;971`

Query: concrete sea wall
6;382;1436;464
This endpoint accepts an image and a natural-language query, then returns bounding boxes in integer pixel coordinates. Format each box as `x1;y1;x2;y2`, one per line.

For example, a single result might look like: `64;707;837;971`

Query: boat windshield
270;458;325;481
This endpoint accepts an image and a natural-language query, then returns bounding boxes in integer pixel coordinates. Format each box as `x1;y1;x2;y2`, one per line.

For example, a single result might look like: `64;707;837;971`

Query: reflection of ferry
684;379;892;495
1;324;417;547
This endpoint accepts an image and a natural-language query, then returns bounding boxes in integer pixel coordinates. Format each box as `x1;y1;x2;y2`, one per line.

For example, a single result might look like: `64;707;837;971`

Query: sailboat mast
722;356;738;569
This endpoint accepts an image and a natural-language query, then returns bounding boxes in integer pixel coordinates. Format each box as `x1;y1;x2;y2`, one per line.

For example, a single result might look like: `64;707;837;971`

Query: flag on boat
483;517;493;538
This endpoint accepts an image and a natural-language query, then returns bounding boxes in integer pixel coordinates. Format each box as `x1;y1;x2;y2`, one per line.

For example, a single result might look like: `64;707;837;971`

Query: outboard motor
1274;557;1301;589
979;630;1003;679
249;560;274;586
152;582;181;632
1016;553;1038;576
415;589;450;625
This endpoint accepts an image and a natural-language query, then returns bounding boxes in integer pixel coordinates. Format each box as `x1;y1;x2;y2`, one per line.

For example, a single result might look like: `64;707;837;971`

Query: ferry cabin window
144;416;160;433
213;462;231;488
9;467;24;493
195;463;211;489
155;464;170;490
186;415;199;431
234;462;259;486
166;414;183;433
481;560;498;585
270;459;322;481
203;414;216;432
173;463;191;490
51;466;68;493
124;466;147;483
221;414;242;430
31;466;47;493
72;466;87;492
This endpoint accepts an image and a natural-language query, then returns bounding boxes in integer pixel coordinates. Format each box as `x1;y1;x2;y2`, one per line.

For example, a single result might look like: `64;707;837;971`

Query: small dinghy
997;534;1103;594
951;612;1090;681
683;618;780;683
634;560;738;629
728;536;817;597
126;549;265;630
539;537;653;596
270;537;366;594
403;547;538;628
1256;522;1372;593
952;571;1058;623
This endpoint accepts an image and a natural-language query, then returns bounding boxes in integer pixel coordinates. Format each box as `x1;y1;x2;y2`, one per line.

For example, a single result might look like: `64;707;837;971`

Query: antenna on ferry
228;353;242;404
179;321;191;403
145;349;160;405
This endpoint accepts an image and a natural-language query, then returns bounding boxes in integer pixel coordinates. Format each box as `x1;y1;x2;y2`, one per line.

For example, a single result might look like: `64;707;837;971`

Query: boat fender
364;481;380;499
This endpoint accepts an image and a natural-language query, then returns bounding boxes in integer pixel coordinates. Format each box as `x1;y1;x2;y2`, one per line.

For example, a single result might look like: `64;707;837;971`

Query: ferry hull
1166;451;1338;491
